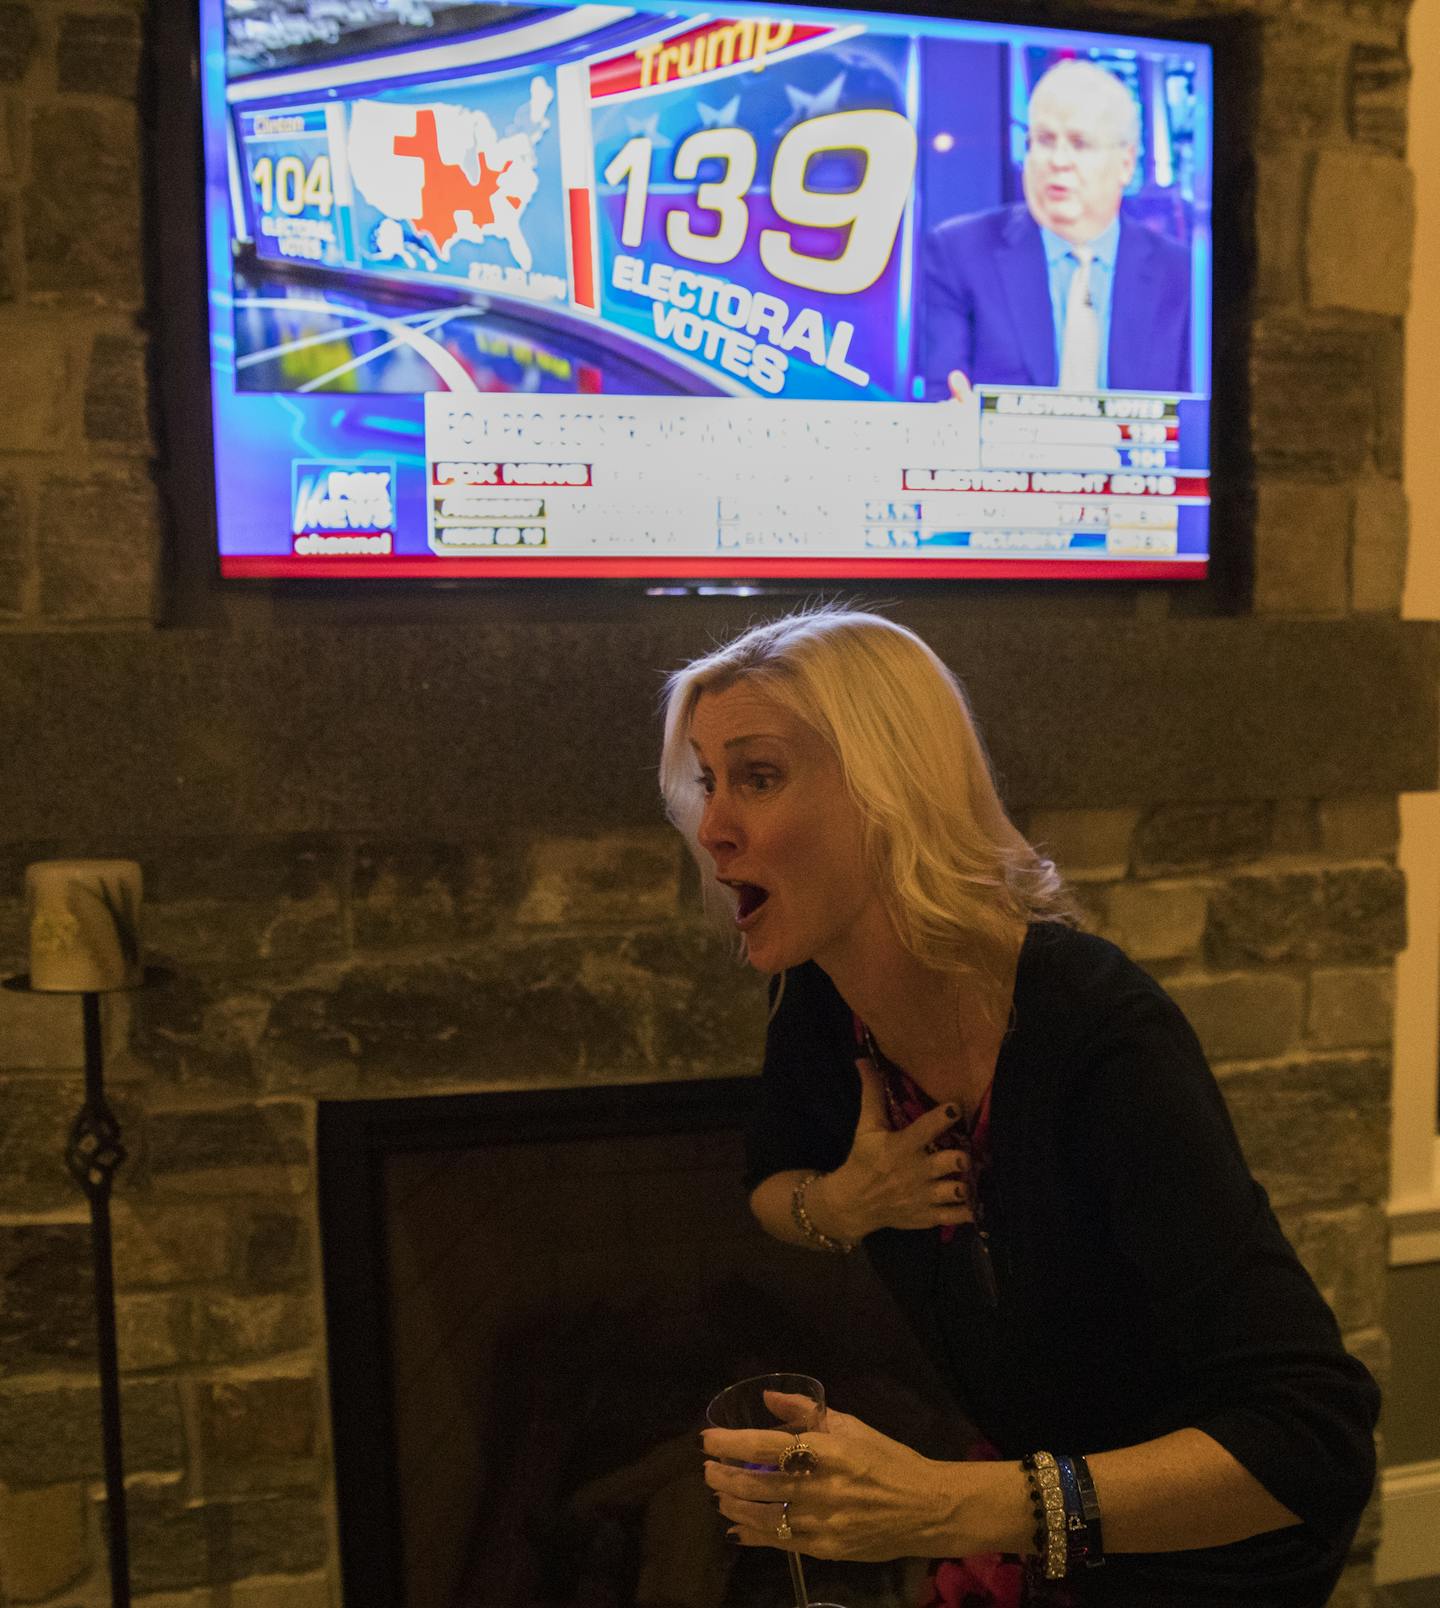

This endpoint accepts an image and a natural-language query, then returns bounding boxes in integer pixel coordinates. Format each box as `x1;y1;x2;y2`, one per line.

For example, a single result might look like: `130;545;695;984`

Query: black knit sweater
744;921;1380;1607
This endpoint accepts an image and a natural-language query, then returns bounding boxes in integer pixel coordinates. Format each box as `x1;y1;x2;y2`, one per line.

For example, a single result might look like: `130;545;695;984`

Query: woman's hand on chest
812;1057;978;1241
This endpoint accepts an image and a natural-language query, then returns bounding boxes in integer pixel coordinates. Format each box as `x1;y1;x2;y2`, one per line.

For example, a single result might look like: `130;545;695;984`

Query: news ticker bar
427;486;1197;554
419;391;1208;558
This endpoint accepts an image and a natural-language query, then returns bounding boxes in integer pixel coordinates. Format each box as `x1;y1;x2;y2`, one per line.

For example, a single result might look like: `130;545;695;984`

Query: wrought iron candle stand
3;967;170;1608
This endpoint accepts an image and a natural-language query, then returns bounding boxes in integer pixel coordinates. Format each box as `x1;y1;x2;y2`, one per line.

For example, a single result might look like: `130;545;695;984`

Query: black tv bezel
146;0;1257;620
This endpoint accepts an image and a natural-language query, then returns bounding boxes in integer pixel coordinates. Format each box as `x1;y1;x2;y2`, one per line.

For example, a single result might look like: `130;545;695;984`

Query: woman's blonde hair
659;606;1077;1015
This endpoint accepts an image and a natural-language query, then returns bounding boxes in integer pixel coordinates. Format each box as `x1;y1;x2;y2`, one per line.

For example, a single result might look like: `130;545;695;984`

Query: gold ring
776;1500;792;1540
777;1439;819;1476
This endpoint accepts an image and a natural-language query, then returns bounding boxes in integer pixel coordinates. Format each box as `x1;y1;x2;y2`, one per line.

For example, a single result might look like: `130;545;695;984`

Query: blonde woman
664;608;1377;1608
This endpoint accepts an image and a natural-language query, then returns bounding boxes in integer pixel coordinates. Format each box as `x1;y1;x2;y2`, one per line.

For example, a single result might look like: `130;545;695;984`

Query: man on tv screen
924;59;1192;400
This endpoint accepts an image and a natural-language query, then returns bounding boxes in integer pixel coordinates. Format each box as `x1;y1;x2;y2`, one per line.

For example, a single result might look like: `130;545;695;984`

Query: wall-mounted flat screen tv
200;0;1214;581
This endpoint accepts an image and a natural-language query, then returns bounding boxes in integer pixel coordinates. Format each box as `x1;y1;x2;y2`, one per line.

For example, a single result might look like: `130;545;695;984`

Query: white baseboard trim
1378;1458;1440;1584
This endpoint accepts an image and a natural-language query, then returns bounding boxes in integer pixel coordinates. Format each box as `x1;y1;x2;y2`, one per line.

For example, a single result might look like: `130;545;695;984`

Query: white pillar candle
25;860;144;992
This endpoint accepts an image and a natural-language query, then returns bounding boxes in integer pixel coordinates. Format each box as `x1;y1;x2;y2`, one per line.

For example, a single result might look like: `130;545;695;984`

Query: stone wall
0;0;1428;1605
0;803;1405;1604
0;1;154;626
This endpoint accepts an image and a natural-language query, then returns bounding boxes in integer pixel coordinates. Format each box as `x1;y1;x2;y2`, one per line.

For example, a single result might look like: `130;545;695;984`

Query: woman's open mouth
729;881;771;928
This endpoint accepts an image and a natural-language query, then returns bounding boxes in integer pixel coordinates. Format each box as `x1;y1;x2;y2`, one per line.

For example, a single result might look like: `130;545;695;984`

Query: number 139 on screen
602;110;918;297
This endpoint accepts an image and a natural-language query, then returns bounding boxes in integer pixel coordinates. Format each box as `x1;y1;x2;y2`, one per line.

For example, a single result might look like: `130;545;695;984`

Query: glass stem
787;1548;810;1607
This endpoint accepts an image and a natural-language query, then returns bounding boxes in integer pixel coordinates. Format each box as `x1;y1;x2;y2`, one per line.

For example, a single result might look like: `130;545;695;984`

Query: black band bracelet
1070;1452;1105;1568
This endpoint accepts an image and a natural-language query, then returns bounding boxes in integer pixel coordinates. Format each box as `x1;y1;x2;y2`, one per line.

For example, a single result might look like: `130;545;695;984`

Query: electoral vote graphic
587;20;915;401
233;62;572;392
223;6;947;402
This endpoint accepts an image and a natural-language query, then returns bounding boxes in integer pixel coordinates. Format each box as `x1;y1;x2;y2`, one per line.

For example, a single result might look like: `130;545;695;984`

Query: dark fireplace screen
318;1082;973;1608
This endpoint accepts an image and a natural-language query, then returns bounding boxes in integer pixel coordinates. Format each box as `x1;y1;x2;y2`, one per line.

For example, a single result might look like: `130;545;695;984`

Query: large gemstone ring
777;1439;819;1476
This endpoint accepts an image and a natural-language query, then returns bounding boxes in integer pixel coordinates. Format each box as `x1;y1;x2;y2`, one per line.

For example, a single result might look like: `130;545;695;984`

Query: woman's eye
694;773;714;796
746;769;779;792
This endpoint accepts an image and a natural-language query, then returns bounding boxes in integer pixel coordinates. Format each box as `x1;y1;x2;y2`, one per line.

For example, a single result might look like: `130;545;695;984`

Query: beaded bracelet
1020;1450;1068;1581
1020;1453;1047;1568
790;1171;855;1254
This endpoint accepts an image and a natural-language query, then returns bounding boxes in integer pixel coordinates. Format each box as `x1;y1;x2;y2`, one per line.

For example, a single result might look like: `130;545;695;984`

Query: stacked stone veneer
0;801;1402;1606
0;0;1423;1605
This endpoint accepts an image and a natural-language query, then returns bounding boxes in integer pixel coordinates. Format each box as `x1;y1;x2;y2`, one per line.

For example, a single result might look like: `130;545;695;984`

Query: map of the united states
348;77;553;271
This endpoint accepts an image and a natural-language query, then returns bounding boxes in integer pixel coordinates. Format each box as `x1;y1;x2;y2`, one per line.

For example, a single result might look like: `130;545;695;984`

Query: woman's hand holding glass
707;1374;835;1607
807;1057;975;1241
703;1391;971;1564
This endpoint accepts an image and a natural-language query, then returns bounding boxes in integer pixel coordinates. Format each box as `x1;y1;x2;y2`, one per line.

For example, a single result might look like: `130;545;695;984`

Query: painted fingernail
955;1183;966;1199
725;1529;741;1545
945;1104;959;1119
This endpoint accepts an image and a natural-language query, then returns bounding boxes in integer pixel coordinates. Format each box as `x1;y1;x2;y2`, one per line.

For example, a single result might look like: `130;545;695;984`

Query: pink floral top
856;1020;1072;1608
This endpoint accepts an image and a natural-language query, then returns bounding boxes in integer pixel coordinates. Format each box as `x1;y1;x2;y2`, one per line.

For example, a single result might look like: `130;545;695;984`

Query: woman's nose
696;794;739;857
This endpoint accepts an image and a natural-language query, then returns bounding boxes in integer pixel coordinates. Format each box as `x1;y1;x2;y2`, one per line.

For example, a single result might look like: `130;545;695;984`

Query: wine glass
706;1372;846;1608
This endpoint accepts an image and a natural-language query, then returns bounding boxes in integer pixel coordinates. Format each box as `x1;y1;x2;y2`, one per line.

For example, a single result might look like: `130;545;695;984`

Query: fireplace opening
318;1081;972;1608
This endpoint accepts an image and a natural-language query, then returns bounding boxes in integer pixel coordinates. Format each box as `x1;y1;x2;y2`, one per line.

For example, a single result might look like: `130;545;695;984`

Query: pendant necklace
860;1023;975;1138
860;1022;999;1308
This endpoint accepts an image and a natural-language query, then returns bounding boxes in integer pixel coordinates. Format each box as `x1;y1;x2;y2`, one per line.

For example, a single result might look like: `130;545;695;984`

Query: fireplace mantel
2;615;1435;839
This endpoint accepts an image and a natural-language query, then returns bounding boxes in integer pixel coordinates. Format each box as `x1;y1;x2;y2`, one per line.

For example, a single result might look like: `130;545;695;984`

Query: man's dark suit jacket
922;203;1193;398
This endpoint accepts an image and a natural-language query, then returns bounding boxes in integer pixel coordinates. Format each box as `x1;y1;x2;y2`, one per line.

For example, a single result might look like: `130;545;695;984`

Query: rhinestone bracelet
790;1171;855;1254
1021;1450;1069;1581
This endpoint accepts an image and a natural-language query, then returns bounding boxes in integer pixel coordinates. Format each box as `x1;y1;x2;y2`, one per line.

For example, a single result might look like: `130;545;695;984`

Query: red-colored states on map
395;109;512;252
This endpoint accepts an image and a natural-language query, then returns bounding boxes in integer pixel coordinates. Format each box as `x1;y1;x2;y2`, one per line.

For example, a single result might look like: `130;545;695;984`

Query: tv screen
198;0;1214;581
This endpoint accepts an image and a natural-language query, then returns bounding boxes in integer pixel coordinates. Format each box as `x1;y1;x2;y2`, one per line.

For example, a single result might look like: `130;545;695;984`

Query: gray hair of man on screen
1028;58;1142;152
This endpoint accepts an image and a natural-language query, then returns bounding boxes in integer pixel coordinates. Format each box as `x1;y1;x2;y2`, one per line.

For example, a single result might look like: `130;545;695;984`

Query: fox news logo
291;462;395;555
